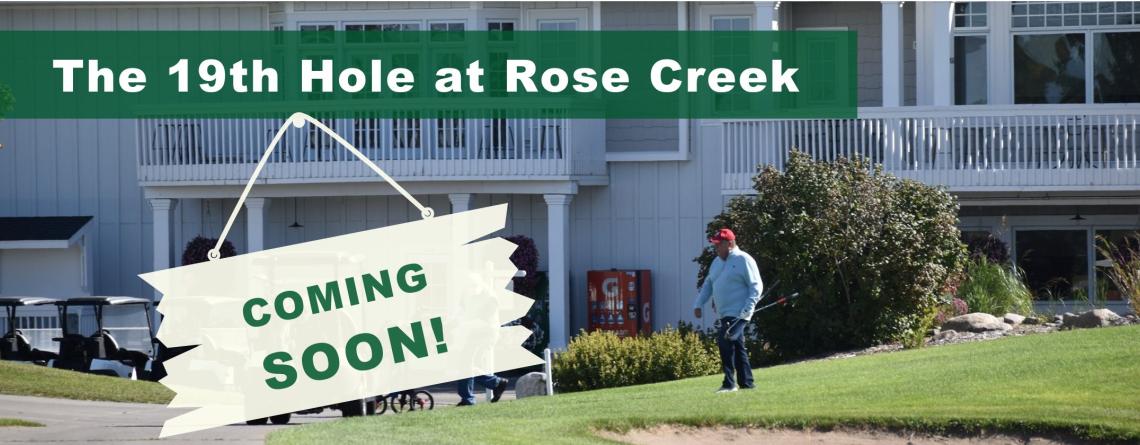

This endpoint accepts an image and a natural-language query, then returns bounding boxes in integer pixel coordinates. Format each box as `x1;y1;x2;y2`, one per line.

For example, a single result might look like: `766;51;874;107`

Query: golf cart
1;297;60;365
53;297;156;379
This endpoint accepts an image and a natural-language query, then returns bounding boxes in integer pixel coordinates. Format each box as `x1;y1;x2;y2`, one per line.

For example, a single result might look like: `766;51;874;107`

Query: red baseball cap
709;228;736;244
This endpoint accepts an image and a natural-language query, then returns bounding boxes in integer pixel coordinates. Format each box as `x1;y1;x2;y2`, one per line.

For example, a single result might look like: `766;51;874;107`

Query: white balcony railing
722;105;1140;193
136;100;606;184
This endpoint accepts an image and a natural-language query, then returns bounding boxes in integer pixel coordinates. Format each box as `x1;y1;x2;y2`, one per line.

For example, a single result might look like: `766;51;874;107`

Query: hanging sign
141;113;541;437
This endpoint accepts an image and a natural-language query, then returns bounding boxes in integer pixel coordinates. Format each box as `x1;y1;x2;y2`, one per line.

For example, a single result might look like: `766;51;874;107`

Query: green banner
0;31;856;119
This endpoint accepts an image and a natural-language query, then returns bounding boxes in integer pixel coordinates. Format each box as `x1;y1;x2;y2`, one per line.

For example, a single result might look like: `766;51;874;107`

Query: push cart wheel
387;393;407;413
245;417;268;425
269;414;291;425
411;390;434;411
375;397;388;415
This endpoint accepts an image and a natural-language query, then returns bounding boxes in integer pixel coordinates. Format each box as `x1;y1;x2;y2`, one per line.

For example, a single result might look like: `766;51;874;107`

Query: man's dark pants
717;316;754;389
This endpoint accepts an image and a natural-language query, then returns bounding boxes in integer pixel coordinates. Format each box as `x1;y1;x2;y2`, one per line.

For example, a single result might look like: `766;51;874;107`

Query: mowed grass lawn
0;361;173;404
272;325;1140;445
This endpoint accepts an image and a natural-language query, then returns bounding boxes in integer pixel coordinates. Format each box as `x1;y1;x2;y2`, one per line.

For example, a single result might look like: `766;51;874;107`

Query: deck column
544;194;573;350
449;193;473;213
882;1;905;107
245;198;269;253
149;198;176;331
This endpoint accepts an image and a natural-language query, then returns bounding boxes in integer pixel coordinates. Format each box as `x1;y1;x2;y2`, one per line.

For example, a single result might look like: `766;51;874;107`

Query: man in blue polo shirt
693;228;764;393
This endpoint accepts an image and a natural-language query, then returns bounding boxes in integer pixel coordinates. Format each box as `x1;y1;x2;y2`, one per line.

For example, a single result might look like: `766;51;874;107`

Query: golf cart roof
57;296;151;306
0;296;58;307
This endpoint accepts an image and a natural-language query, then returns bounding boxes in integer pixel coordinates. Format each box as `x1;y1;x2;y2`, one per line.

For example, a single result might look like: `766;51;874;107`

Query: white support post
544;194;573;350
449;193;473;214
882;1;906;107
150;198;175;331
245;198;269;253
929;1;953;106
754;1;780;30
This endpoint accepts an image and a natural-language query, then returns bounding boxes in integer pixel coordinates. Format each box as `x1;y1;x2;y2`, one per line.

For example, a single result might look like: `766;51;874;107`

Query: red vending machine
587;269;652;337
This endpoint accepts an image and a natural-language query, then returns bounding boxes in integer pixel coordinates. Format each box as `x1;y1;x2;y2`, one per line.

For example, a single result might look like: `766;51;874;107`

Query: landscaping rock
1062;309;1122;330
943;313;1011;333
1021;316;1041;325
933;330;957;341
514;372;549;399
1003;313;1026;326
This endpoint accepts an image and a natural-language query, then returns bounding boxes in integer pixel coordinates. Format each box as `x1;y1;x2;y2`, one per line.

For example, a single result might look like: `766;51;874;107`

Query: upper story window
710;16;750;31
954;2;988;29
1011;1;1137;28
952;3;989;105
1010;2;1140;104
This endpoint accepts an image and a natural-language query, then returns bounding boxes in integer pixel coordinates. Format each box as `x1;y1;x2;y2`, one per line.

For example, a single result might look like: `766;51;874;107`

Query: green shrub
956;257;1033;316
553;328;719;392
696;152;966;361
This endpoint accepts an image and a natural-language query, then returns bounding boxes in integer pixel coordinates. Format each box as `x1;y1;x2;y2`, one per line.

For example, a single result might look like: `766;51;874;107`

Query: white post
881;1;905;107
149;199;175;281
754;1;779;30
149;198;175;333
448;193;473;214
929;1;953;106
544;194;573;350
543;347;554;395
244;198;269;253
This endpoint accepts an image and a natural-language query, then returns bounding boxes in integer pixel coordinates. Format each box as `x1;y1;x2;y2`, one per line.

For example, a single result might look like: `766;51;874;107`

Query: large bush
955;258;1033;316
553;328;719;392
181;236;237;265
696;152;966;360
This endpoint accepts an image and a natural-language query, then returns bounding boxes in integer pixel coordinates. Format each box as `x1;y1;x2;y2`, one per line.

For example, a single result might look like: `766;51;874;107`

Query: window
1094;230;1137;302
1094;31;1140;103
1015;230;1089;300
954;2;988;28
709;17;751;112
1011;1;1138;29
299;24;335;45
537;19;578;31
488;21;515;41
711;16;750;31
1013;33;1086;104
954;36;988;105
1010;2;1140;104
429;21;465;42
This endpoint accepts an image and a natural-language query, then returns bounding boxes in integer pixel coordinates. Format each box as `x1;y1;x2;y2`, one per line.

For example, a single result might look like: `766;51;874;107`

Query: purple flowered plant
181;236;237;266
505;235;539;298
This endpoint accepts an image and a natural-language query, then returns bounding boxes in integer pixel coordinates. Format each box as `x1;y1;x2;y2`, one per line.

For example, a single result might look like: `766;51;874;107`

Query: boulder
1003;313;1026;326
943;313;1012;333
514;372;549;399
1022;316;1041;325
1062;309;1121;330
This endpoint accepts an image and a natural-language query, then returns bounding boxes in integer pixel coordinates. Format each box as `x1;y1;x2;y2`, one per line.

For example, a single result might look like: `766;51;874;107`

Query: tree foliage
696;152;966;359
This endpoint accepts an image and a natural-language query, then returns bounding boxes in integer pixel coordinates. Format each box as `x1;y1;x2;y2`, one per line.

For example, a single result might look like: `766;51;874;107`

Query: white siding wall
0;5;267;297
0;248;85;296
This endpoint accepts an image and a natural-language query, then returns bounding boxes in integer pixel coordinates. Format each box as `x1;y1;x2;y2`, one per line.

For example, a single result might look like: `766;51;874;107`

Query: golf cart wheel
269;414;291;425
339;399;366;417
411;391;434;411
245;417;269;425
365;399;377;416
